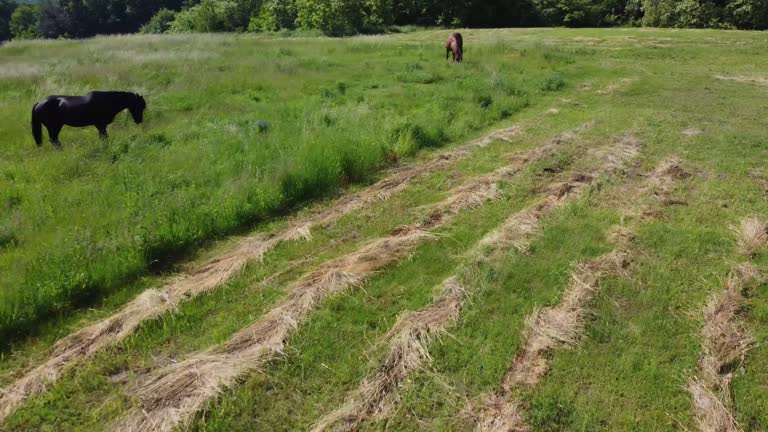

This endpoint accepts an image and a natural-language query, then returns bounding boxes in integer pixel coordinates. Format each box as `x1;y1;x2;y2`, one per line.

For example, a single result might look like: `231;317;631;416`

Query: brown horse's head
446;32;463;63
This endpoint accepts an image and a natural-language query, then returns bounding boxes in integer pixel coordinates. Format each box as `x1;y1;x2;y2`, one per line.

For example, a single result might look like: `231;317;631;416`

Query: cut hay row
596;154;689;223
309;177;593;431
473;155;703;432
688;218;767;432
714;75;768;87
310;134;641;432
310;277;467;432
111;126;581;432
475;251;632;432
0;125;525;423
596;78;636;95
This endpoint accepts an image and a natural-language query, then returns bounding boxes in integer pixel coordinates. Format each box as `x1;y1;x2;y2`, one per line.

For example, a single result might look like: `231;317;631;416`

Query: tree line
1;0;768;41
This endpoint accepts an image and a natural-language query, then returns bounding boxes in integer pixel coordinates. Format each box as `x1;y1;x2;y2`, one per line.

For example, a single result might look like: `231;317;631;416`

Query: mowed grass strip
177;130;620;431
112;119;591;432
0;31;583;343
310;133;638;432
463;152;694;431
358;203;623;432
0;122;525;424
4;27;768;432
0;104;595;432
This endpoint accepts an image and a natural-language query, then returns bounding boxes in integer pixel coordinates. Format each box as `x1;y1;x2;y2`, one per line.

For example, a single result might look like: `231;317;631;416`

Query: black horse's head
129;93;147;124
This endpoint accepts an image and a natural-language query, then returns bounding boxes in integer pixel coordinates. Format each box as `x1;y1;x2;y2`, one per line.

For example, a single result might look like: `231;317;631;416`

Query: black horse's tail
31;103;43;146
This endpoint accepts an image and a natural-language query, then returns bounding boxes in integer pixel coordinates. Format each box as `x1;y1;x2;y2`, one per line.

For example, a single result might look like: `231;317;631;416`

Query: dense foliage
9;4;40;38
2;0;768;41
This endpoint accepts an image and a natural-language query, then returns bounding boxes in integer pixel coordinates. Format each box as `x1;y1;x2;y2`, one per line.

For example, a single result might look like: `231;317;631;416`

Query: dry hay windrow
601;155;691;221
310;277;467;432
474;149;709;432
714;75;768;87
683;127;703;138
500;251;632;390
596;78;636;95
734;217;767;257
111;125;587;432
688;218;766;432
0;125;527;422
311;134;640;432
475;251;632;432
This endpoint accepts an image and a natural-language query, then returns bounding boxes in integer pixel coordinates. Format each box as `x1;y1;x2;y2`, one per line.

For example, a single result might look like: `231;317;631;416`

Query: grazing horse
445;32;463;63
31;91;146;147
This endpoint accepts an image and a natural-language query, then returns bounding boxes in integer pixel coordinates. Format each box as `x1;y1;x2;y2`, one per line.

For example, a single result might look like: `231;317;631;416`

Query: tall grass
0;32;581;344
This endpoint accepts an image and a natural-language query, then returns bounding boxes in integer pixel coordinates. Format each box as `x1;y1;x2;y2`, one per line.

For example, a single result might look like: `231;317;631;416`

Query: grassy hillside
0;28;767;432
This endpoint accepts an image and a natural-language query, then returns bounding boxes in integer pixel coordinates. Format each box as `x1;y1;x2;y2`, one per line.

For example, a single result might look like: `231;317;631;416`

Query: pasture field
0;27;767;431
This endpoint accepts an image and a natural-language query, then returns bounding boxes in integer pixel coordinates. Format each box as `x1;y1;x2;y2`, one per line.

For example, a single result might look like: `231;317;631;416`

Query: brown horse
445;32;463;63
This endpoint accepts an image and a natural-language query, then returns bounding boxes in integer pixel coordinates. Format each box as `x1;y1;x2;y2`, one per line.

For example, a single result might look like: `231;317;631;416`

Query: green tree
38;0;185;38
0;0;17;41
725;0;768;29
364;0;394;28
296;0;366;36
140;7;176;33
641;0;679;26
10;4;40;39
252;0;297;31
531;0;632;26
170;0;256;32
674;0;726;28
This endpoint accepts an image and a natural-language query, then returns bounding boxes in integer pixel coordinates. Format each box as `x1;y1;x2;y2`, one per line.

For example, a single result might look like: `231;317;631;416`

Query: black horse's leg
97;125;108;141
47;123;63;148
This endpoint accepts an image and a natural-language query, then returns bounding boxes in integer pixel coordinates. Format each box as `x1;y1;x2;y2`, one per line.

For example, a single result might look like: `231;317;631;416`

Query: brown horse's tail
32;103;43;146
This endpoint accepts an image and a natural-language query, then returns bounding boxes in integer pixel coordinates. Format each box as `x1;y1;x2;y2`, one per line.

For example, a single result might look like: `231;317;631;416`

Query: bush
170;0;258;33
296;0;365;36
249;0;297;32
541;73;565;92
364;0;395;29
140;8;177;34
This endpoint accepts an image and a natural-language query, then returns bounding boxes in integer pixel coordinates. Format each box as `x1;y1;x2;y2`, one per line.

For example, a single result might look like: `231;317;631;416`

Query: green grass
0;31;581;344
2;27;768;432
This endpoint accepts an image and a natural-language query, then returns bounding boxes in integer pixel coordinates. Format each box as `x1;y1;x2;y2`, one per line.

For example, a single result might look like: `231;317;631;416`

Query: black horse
31;91;146;147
